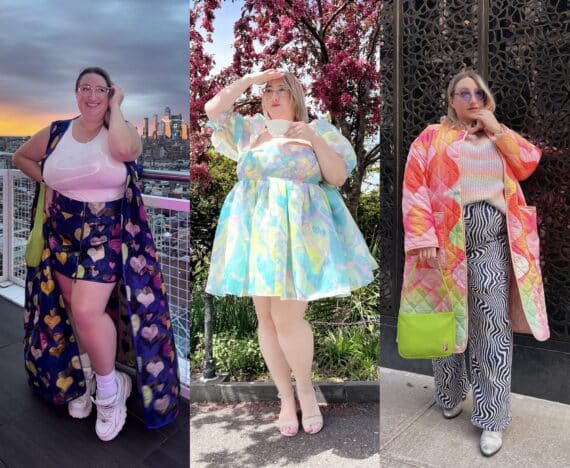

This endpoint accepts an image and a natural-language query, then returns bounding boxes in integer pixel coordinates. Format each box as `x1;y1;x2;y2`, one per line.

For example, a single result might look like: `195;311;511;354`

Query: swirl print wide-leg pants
432;201;513;431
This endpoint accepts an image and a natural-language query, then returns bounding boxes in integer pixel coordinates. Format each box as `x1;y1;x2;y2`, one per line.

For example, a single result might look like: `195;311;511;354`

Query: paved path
190;401;379;467
380;367;570;467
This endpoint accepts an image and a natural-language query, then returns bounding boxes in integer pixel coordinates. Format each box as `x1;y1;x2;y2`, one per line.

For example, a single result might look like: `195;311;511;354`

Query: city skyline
142;106;189;140
0;0;188;137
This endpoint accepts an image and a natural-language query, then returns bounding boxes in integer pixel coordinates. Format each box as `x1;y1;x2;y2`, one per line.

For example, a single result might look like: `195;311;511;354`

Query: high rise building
170;113;183;140
142;108;188;140
162;107;172;138
153;114;159;140
143;117;149;140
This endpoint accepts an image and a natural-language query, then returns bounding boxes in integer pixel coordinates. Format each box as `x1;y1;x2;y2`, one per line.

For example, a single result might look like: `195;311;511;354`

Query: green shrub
191;324;379;382
307;272;380;324
190;295;257;352
191;331;267;380
313;326;379;381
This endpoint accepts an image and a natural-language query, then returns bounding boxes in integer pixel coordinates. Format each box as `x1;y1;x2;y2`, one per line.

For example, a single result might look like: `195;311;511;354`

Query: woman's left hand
285;122;316;143
108;85;125;108
474;109;502;135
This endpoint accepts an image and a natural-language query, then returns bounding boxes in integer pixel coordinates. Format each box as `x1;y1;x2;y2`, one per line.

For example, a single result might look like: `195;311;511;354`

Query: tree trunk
343;164;365;222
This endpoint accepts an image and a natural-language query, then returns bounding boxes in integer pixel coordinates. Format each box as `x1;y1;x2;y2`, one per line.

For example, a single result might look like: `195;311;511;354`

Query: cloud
0;0;188;132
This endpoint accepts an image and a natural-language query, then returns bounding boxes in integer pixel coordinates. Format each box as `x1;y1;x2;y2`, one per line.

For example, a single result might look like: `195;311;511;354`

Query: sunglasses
453;90;486;103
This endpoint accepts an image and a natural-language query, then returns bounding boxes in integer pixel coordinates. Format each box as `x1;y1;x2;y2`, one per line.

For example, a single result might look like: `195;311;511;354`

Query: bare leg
54;271;85;355
270;298;322;433
252;296;297;435
69;280;117;375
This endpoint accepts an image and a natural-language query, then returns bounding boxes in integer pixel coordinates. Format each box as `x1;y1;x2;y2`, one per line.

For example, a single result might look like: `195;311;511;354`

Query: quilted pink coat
400;122;550;352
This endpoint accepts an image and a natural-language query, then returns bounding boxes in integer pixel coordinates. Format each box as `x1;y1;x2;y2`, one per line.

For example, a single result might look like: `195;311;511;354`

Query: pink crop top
43;123;127;202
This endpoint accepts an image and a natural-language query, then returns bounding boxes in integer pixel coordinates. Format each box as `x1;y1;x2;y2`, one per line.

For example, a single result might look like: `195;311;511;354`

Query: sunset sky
0;0;188;137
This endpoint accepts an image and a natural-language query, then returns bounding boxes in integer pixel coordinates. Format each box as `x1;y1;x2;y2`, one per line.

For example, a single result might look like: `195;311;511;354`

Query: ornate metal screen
380;0;569;340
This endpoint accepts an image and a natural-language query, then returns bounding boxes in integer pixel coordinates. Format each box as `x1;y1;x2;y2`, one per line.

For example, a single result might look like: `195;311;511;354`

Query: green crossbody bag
25;183;46;268
397;260;455;359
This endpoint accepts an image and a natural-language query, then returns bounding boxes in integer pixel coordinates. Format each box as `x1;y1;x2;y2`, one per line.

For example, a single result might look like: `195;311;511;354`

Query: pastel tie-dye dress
205;112;378;301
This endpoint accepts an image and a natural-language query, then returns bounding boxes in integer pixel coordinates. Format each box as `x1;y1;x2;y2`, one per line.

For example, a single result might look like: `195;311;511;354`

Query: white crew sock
96;369;118;399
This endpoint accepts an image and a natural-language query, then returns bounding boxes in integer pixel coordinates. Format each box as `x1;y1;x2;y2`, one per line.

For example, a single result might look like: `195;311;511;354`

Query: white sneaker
480;430;503;456
93;371;132;442
68;366;95;419
442;402;463;419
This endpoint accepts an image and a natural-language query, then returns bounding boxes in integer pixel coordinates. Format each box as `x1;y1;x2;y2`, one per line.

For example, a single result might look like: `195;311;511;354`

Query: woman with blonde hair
204;69;377;436
401;70;549;456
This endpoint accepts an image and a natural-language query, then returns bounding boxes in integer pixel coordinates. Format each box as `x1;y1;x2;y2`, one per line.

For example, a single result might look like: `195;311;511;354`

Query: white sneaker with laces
93;371;132;442
480;430;503;456
68;366;95;419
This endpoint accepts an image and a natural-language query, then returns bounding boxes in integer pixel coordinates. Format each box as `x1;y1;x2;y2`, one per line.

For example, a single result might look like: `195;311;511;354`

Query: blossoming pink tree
191;0;380;218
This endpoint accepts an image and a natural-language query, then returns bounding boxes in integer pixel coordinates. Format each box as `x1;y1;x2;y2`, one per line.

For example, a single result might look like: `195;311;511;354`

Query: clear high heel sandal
276;392;299;437
297;387;323;435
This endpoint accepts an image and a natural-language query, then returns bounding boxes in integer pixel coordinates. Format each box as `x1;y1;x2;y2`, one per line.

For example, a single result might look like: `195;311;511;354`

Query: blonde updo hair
444;70;496;127
261;72;309;123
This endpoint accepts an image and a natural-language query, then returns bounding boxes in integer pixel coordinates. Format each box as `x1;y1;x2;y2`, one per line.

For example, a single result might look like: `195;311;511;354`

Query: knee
272;313;306;335
70;303;101;330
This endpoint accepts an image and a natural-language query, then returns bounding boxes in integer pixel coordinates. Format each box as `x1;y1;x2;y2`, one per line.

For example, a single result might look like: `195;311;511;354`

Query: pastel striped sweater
460;134;506;213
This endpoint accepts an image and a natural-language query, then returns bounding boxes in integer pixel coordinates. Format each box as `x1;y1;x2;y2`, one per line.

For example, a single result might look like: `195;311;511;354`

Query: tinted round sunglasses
454;89;486;103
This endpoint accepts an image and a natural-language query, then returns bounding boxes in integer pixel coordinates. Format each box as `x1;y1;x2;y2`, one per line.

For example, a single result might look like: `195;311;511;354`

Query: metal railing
0;167;190;392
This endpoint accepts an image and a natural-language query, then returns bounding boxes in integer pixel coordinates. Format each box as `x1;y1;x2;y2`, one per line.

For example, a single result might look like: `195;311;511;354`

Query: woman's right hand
410;247;438;261
246;69;283;86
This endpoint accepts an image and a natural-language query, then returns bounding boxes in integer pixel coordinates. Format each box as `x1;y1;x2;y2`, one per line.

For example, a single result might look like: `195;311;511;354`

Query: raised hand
247;69;284;86
474;109;502;135
467;119;484;135
108;84;125;108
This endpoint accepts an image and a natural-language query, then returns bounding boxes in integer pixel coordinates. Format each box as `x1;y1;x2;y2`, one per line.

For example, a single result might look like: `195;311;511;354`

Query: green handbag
397;260;455;359
25;183;46;268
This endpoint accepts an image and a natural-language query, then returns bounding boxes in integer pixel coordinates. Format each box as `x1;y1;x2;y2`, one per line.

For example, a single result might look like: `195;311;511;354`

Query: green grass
190;325;379;382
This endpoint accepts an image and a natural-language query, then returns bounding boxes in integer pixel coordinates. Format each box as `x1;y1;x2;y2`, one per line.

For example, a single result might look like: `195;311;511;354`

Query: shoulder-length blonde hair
444;70;496;127
262;72;309;123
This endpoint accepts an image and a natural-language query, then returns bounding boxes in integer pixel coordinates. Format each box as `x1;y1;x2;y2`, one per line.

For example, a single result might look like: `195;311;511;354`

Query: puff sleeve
207;112;266;161
309;119;357;173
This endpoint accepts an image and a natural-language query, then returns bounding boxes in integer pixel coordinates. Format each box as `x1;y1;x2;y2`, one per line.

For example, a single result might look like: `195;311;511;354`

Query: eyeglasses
454;90;486;103
77;85;111;97
263;86;290;97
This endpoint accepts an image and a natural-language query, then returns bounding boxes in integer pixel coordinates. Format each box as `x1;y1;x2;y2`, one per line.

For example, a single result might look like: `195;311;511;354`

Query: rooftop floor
0;296;189;468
